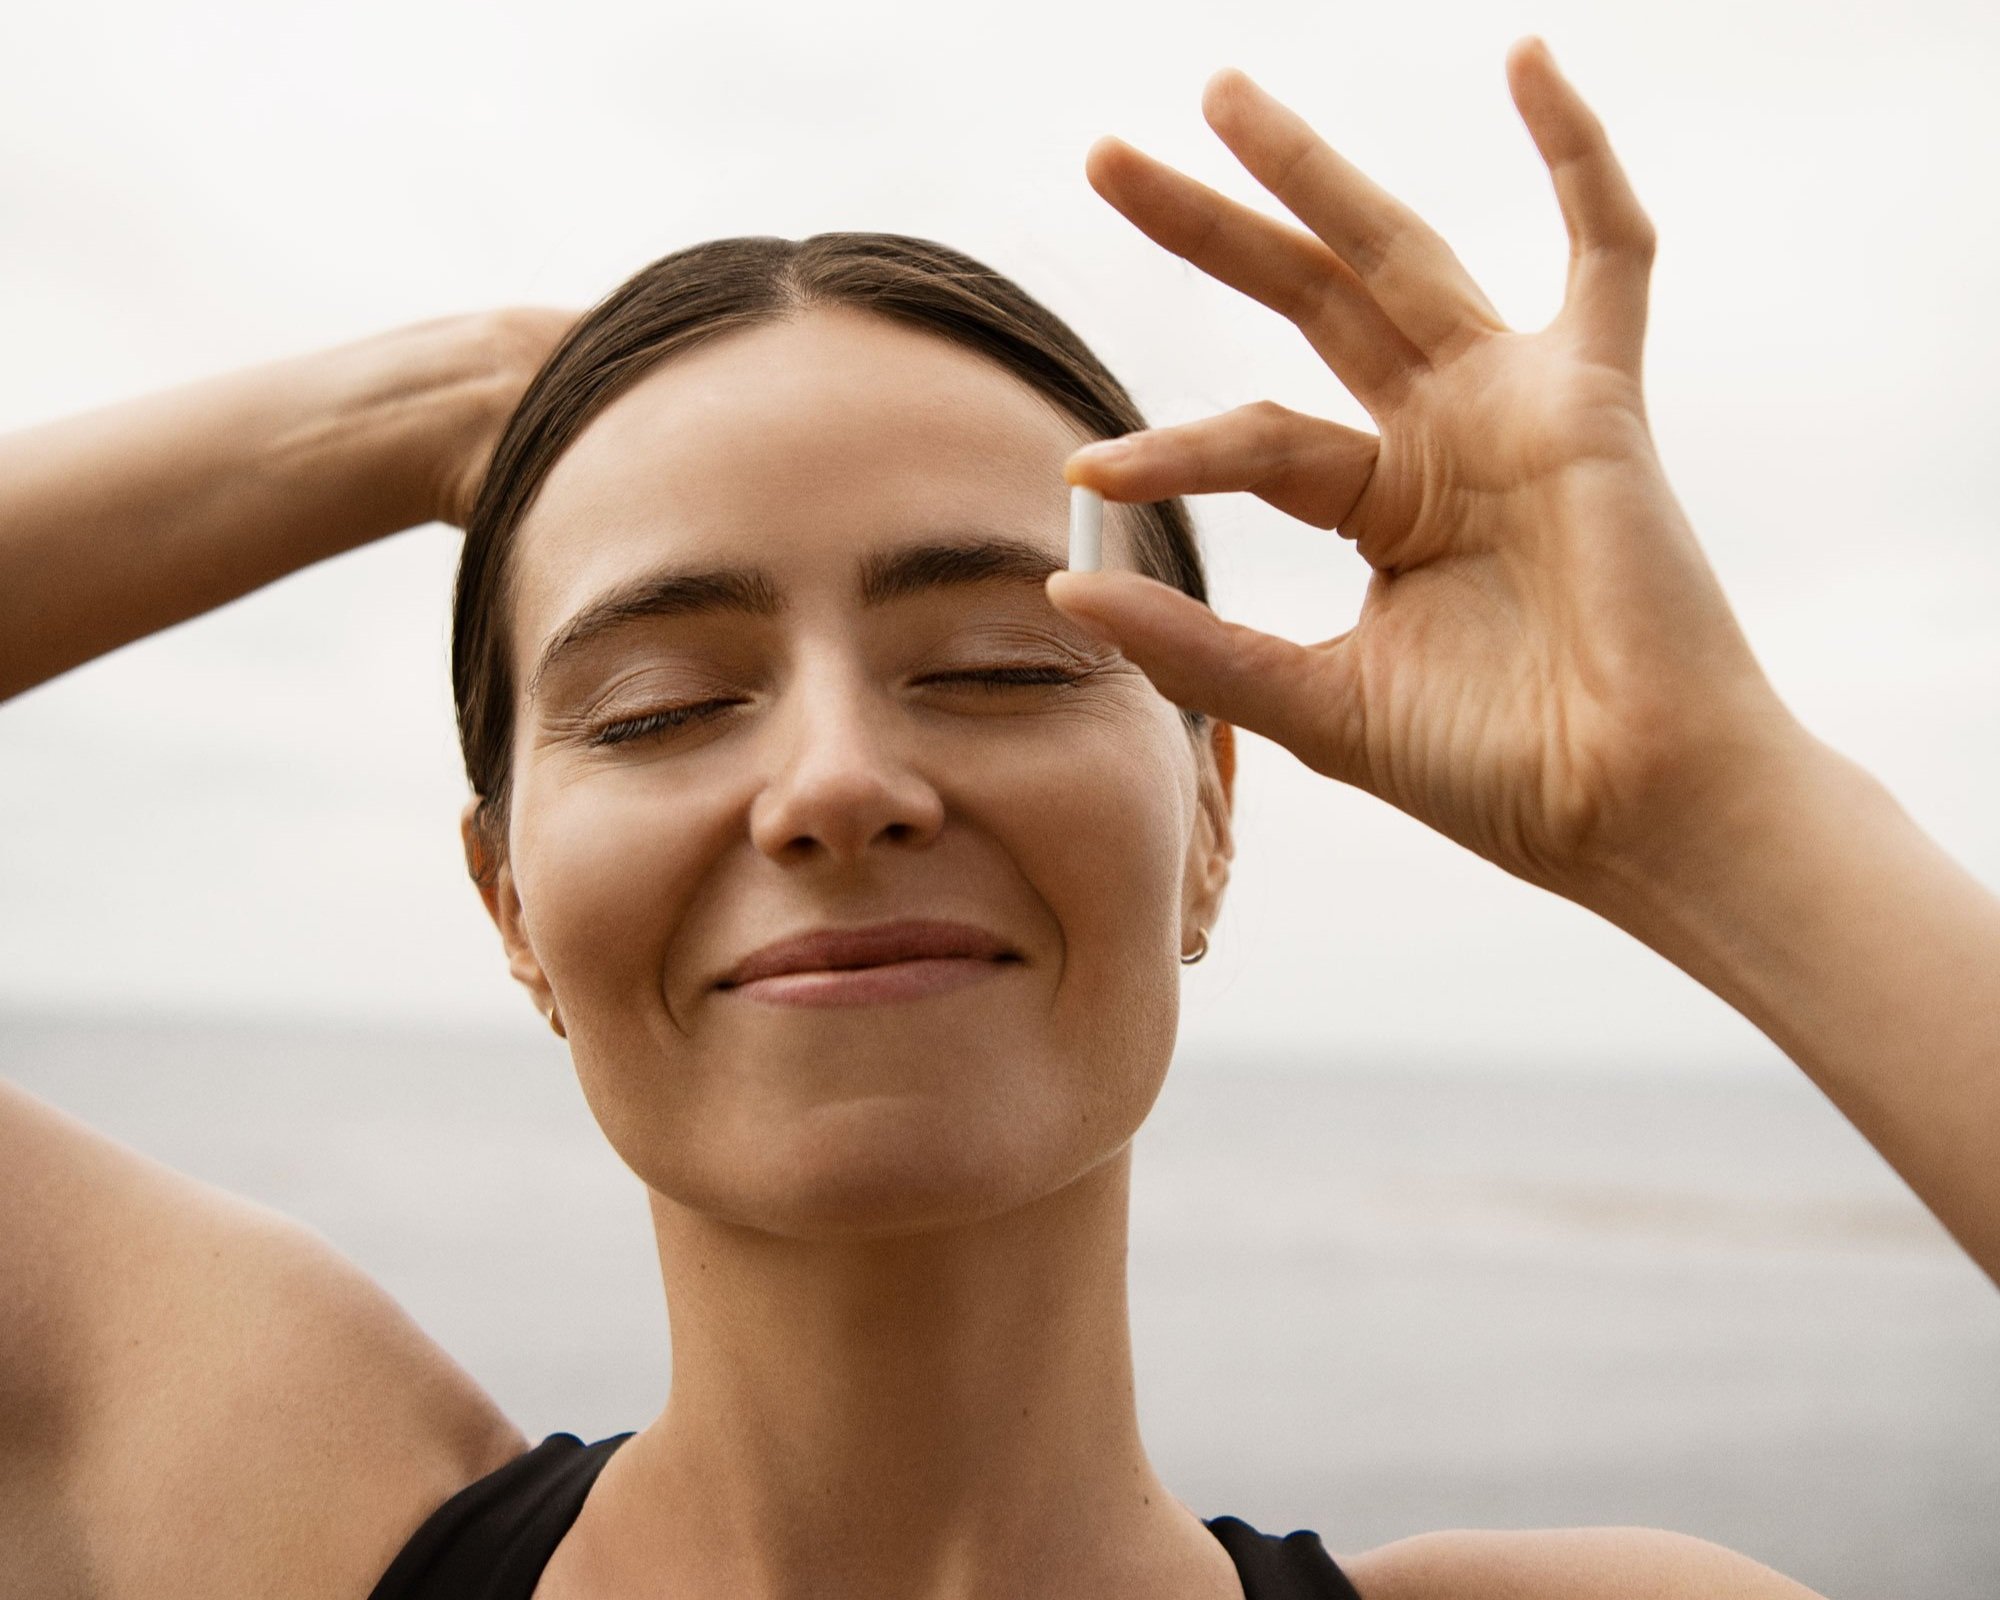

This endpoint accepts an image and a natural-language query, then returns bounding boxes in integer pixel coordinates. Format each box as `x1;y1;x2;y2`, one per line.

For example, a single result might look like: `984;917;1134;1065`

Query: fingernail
1073;437;1135;466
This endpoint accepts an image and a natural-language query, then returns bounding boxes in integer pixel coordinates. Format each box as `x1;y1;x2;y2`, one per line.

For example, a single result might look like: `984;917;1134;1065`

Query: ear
1211;717;1236;812
1183;719;1237;936
460;800;557;1020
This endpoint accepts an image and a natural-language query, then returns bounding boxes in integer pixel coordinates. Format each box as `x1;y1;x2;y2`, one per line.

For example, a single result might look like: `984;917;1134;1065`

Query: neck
572;1146;1241;1600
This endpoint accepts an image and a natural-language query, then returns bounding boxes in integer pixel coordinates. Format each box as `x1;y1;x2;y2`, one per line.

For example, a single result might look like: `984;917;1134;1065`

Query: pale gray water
5;1008;1996;1599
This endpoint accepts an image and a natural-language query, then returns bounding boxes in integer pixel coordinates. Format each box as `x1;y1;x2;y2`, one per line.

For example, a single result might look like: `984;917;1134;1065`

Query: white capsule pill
1068;485;1103;573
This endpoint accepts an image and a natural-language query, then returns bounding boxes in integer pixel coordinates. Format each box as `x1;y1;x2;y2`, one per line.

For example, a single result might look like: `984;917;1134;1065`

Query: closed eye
921;665;1088;690
589;700;743;747
587;666;1089;748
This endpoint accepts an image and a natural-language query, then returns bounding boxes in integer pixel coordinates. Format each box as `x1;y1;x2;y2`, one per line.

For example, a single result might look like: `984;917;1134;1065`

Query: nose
747;662;946;866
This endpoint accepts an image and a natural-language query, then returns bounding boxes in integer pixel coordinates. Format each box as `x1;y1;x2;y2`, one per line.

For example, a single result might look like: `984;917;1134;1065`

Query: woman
2;35;1993;1600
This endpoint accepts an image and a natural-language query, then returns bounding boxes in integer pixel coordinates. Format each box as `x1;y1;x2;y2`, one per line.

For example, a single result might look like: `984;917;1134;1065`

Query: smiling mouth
718;953;1024;1008
746;952;1023;978
715;919;1022;991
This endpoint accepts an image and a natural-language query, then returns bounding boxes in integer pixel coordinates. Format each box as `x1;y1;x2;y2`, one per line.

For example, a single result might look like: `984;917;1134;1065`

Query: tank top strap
367;1432;1359;1600
367;1431;634;1600
1203;1514;1366;1600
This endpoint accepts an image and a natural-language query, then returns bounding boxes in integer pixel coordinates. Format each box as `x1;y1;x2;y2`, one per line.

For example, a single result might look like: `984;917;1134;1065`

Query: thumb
1045;568;1354;777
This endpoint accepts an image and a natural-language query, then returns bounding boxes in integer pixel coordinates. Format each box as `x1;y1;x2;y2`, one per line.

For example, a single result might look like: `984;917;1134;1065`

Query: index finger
1083;134;1424;411
1200;67;1509;362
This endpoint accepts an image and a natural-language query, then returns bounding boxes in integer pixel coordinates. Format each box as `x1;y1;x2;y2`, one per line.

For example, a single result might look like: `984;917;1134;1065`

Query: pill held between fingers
1068;485;1103;573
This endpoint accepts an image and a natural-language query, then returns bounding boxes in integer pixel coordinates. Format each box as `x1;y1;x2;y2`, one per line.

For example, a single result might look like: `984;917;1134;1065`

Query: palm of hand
1337;334;1760;890
1051;41;1788;896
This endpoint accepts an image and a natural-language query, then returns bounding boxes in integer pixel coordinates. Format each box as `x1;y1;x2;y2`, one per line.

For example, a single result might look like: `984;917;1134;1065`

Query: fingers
1064;400;1379;536
1044;569;1355;777
1199;68;1509;362
1083;136;1422;410
1505;37;1657;375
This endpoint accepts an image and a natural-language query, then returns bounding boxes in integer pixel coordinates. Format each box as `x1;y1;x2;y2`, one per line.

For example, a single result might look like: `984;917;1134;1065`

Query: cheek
508;761;723;1017
976;706;1196;1079
507;761;740;1190
1011;722;1188;927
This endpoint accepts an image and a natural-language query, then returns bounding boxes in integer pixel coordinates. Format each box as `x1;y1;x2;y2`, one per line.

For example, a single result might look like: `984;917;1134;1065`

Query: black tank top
368;1433;1363;1600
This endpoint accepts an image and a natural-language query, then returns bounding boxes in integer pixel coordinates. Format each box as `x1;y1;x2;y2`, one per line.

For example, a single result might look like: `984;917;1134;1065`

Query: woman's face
476;305;1233;1239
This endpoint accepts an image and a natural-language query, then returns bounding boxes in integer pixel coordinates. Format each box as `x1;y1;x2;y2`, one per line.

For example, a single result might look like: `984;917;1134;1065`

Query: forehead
510;306;1104;641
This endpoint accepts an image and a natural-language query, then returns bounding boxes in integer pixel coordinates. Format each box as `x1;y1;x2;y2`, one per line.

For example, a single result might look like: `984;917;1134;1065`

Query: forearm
1581;721;2000;1287
0;313;511;701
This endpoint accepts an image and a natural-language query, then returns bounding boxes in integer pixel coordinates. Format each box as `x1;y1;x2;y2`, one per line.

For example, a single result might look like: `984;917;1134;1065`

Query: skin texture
467;306;1247;1600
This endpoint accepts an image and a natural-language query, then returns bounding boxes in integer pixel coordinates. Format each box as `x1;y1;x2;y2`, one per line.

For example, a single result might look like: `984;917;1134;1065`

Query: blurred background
3;0;1996;1594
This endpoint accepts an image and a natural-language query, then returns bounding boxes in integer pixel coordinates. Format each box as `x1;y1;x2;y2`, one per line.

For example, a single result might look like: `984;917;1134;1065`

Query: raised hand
1046;38;1805;901
0;307;581;700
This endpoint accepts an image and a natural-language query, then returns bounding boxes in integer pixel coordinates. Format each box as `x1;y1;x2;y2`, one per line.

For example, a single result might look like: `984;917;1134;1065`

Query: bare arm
0;307;568;701
1577;720;2000;1287
0;1076;528;1600
1346;1525;1830;1599
0;308;569;1592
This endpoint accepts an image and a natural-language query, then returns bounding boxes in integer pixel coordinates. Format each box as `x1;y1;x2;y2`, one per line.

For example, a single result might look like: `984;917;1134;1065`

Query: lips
715;919;1019;989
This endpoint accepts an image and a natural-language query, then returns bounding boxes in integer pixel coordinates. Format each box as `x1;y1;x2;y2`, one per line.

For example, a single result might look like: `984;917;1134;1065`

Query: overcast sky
3;0;1995;1073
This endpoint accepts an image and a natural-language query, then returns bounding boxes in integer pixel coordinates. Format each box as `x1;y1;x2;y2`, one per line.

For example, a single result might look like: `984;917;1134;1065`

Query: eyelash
587;666;1088;748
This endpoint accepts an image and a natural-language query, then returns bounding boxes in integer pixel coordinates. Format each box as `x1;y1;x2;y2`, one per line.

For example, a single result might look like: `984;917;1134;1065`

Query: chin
660;1092;1116;1242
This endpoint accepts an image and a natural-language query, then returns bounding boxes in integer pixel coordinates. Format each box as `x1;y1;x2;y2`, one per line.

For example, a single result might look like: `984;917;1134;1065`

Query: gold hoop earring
1180;928;1209;966
547;1004;567;1040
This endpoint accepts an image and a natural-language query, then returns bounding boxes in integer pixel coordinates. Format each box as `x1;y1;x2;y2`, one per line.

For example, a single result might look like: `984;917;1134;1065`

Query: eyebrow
526;533;1067;702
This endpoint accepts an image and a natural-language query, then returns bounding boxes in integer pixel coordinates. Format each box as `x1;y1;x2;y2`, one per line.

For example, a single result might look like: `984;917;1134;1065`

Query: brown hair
454;232;1210;883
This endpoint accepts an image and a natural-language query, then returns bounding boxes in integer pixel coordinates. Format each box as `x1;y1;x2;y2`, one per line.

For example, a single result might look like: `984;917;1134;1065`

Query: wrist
421;307;576;529
1568;710;1887;995
282;308;570;536
314;311;542;533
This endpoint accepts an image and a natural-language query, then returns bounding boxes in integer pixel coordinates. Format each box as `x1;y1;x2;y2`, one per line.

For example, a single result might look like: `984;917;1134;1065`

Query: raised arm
0;306;570;700
1044;41;2000;1290
1573;722;2000;1282
0;307;574;1594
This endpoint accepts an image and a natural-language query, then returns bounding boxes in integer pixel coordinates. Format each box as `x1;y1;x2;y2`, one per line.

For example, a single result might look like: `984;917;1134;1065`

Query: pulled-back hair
453;232;1210;883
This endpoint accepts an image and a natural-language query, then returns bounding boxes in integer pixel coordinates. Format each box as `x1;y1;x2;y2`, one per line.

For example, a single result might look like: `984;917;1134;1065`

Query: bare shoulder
2;1077;529;1600
1337;1526;1829;1600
